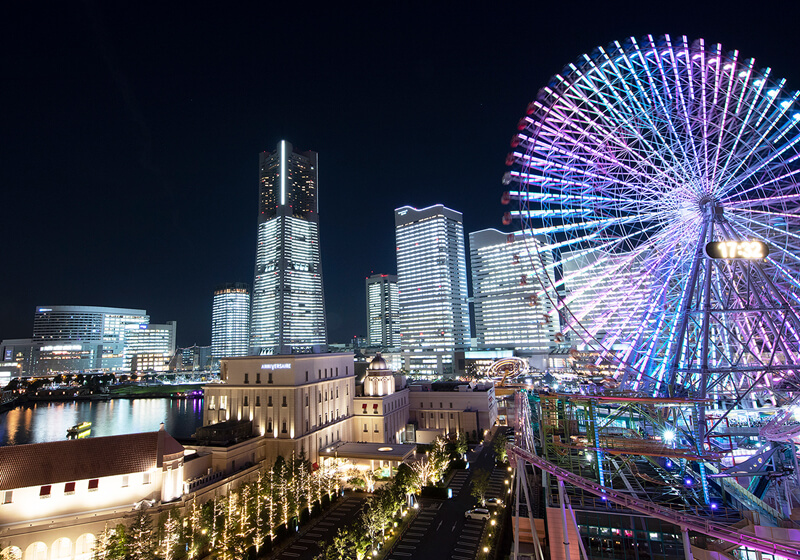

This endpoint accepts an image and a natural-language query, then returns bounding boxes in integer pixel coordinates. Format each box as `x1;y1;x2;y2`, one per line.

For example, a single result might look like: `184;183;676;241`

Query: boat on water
66;421;92;438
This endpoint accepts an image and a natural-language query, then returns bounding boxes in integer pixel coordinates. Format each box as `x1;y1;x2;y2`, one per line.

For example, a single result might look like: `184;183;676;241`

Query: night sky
3;1;800;347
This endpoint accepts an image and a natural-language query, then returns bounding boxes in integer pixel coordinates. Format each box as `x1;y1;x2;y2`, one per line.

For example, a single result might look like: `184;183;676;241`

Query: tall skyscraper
469;229;559;353
212;283;251;358
365;274;399;349
395;205;471;376
251;141;327;355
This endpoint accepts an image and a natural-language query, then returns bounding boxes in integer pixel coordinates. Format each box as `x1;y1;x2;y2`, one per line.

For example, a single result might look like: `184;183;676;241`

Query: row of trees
93;453;339;560
90;432;475;560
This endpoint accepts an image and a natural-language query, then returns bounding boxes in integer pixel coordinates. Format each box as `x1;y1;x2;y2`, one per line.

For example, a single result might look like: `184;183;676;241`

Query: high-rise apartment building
212;283;251;359
469;229;560;353
365;274;399;349
31;305;149;373
395;205;471;376
251;141;327;355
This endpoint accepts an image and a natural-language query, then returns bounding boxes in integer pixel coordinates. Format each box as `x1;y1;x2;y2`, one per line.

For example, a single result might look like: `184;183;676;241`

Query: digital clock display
705;241;769;260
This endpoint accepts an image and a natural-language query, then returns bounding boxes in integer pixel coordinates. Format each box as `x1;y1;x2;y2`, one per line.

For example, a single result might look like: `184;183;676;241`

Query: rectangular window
305;371;309;382
88;479;99;491
450;413;454;419
256;396;261;406
325;413;328;423
3;490;11;504
244;396;249;406
325;368;328;378
268;395;273;406
306;420;309;431
143;472;151;485
282;421;287;433
374;425;379;432
440;413;444;419
268;419;273;432
256;372;261;384
449;402;453;408
121;476;128;488
40;485;52;498
244;373;249;384
440;402;443;408
319;415;322;425
305;394;309;406
364;423;368;432
268;372;273;384
318;370;321;379
336;387;339;398
346;385;349;395
336;367;339;377
346;366;349;375
282;396;287;407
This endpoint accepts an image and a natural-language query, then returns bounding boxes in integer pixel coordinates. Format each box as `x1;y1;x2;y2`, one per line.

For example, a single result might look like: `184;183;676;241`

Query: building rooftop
0;428;183;491
319;442;417;462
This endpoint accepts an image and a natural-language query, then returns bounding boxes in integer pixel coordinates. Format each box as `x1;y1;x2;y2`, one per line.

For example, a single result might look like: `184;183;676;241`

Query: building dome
367;353;389;372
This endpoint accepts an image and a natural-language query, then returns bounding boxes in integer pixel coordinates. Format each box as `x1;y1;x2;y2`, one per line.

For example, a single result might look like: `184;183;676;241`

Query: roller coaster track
507;444;800;560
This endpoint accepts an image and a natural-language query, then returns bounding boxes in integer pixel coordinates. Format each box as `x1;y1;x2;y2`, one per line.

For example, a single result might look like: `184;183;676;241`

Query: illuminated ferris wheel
504;35;800;407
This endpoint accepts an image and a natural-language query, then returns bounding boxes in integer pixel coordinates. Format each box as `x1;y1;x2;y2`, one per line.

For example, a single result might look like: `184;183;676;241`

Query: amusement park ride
501;35;800;560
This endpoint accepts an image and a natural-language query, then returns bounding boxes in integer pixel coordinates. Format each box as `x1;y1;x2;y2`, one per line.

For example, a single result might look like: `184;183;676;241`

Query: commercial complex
469;229;560;353
365;274;399;349
211;283;250;359
250;141;327;356
125;321;177;373
394;205;471;376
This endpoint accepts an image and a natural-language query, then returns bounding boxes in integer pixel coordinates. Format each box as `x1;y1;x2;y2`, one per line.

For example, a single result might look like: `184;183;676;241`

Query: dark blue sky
2;1;800;346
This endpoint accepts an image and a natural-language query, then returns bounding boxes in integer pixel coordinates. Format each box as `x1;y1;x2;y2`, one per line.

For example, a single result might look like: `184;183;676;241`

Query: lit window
121;476;128;488
143;472;151;485
3;490;11;504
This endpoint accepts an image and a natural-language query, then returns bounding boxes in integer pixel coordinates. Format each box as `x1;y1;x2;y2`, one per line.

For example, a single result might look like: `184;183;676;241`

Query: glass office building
212;283;250;358
251;141;327;355
395;205;470;375
366;274;399;349
469;229;560;352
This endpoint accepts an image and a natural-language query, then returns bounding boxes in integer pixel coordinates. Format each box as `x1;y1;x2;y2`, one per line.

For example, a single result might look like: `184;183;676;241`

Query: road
385;436;509;560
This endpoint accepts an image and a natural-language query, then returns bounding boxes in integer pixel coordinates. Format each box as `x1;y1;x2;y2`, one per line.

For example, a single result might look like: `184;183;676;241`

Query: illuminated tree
128;510;155;560
159;509;181;560
470;469;491;506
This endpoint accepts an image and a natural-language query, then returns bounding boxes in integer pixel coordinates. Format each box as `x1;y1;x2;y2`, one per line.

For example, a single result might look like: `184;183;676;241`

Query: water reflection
0;398;204;446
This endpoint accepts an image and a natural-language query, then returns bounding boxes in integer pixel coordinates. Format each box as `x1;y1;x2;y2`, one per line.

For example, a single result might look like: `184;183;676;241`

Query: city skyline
4;3;800;347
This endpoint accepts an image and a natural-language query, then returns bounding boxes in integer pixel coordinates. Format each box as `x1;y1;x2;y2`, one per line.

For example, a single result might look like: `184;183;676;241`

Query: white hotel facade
211;283;250;358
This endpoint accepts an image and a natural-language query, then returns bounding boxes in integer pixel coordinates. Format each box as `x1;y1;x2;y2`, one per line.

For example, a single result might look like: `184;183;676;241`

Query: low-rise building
353;354;410;444
408;380;498;443
205;353;356;465
0;426;187;558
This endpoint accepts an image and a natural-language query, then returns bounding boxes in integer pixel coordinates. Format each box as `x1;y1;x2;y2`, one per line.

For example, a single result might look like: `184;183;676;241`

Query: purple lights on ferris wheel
503;34;800;400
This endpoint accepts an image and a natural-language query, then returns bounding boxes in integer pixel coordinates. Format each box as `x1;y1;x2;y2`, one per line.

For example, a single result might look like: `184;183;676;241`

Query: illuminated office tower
395;205;470;376
251;141;327;355
469;229;559;353
212;283;251;358
32;305;149;373
366;274;399;349
126;321;177;372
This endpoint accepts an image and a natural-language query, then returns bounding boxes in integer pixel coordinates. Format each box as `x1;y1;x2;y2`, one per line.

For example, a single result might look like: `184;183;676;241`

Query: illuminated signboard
261;363;291;370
